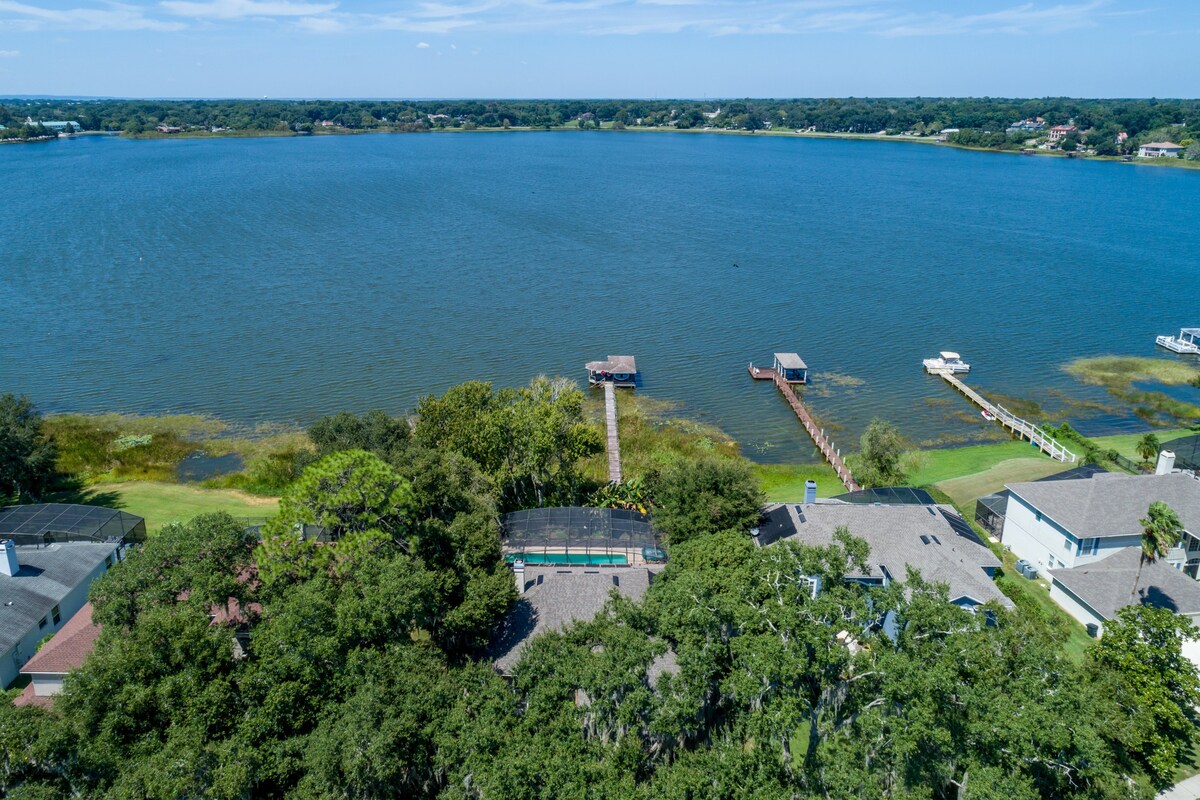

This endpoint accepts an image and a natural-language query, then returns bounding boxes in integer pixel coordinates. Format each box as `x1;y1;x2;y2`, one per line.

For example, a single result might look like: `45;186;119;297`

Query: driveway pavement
1161;774;1200;799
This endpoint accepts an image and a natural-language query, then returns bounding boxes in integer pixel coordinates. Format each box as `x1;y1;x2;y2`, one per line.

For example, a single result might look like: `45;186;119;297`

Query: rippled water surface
3;133;1199;461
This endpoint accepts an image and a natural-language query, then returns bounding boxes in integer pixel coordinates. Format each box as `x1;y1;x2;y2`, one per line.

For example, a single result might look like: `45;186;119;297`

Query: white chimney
513;560;525;594
0;540;19;577
1157;450;1177;475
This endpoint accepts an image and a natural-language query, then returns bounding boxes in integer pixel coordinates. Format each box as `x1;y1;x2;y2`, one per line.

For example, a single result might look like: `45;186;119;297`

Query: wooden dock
603;382;622;483
931;370;1077;463
749;365;860;492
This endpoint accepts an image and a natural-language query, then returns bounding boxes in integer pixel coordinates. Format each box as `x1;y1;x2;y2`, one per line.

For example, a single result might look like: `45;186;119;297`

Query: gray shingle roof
756;502;1012;609
1007;473;1200;539
1048;546;1200;621
489;566;655;674
0;542;119;657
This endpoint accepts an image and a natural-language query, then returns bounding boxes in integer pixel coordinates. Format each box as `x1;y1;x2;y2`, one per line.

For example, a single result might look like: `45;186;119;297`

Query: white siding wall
1003;493;1141;571
0;559;110;688
1002;494;1079;571
1049;578;1106;634
1182;615;1200;673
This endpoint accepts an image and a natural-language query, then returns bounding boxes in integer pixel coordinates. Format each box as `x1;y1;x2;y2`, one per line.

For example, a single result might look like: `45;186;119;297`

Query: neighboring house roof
754;503;1012;609
1140;142;1183;149
0;542;119;658
1048;547;1200;621
489;566;656;674
1006;473;1200;540
19;602;99;675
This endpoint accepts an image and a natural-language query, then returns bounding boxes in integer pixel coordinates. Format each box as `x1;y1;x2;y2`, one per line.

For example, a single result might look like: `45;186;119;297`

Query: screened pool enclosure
500;507;662;566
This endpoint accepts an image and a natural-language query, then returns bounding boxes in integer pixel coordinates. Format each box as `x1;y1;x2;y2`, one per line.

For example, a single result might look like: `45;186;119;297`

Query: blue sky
0;0;1195;98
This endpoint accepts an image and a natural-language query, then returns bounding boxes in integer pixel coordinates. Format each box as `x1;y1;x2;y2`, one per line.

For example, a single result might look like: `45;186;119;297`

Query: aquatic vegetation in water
1065;356;1200;387
978;391;1048;421
1064;356;1200;426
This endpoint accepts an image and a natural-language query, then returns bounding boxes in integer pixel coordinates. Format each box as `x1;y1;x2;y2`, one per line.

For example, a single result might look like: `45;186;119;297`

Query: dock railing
993;403;1077;463
933;370;1076;464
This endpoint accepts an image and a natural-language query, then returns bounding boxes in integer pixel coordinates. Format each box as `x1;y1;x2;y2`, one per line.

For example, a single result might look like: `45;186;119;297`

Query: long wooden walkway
931;370;1077;463
751;366;860;492
603;382;622;483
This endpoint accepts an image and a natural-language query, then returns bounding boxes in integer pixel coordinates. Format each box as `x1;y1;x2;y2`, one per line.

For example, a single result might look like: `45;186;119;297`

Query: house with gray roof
0;538;125;687
1001;472;1200;575
0;501;142;688
754;502;1013;611
1047;548;1200;640
488;565;657;675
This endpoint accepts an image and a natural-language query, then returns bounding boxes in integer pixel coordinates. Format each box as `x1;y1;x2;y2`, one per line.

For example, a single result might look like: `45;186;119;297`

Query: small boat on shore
923;351;970;374
1155;328;1200;355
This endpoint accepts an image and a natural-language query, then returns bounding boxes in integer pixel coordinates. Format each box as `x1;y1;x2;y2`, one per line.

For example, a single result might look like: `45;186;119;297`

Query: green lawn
753;463;842;502
934;457;1067;507
52;481;278;535
907;440;1068;488
1091;428;1193;460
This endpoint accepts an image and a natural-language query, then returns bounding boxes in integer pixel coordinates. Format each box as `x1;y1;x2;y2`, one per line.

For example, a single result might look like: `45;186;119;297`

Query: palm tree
1132;501;1183;601
1135;433;1161;468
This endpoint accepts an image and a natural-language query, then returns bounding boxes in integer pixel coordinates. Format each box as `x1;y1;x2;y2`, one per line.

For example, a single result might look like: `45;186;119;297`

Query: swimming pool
505;552;629;566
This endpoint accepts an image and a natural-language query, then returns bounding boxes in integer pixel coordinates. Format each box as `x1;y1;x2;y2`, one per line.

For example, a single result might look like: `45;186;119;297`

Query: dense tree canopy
3;380;1198;798
413;376;602;510
647;456;763;544
0;393;58;502
2;490;1197;798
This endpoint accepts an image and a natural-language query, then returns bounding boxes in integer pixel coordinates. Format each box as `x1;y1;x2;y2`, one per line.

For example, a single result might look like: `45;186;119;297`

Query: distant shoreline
13;123;1199;171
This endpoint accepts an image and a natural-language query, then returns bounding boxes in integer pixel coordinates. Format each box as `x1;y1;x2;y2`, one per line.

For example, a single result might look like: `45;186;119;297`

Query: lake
3;132;1199;462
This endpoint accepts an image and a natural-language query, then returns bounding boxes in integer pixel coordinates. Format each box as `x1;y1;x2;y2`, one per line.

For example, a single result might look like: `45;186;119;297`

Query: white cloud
0;48;19;56
880;2;1106;37
160;0;336;19
416;40;430;47
295;13;342;30
0;0;184;30
0;0;1115;38
331;0;1111;38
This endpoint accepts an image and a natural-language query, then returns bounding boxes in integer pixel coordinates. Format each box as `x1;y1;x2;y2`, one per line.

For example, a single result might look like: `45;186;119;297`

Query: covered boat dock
585;355;638;387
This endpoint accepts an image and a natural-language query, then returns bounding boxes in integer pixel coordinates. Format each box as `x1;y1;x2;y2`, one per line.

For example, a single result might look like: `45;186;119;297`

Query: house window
1079;538;1099;557
798;576;817;598
105;555;113;568
51;606;60;625
38;617;47;629
1188;536;1200;553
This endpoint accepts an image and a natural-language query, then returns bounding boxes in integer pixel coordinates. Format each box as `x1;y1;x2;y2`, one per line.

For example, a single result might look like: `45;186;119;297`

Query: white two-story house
1001;472;1200;574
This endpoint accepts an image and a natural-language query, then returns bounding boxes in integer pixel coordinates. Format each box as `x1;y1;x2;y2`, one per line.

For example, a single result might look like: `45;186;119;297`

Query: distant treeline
2;97;1197;149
